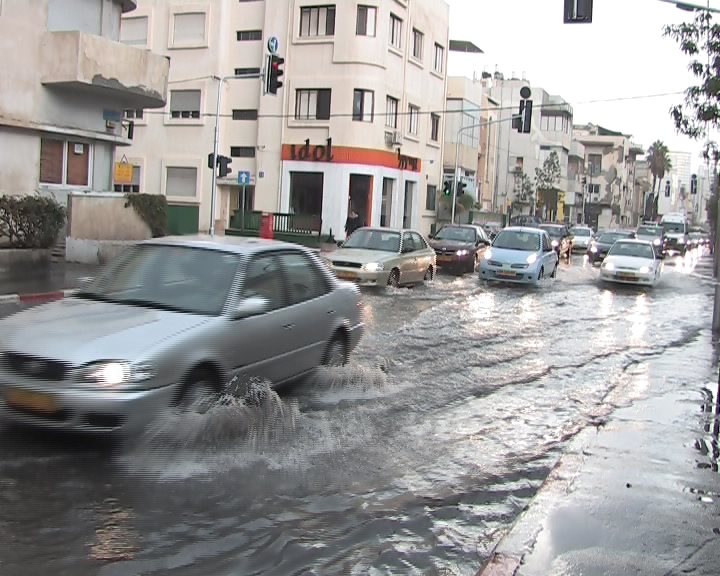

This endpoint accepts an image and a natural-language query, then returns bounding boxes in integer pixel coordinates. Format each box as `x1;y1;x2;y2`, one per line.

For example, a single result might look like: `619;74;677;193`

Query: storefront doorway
381;178;394;227
289;172;323;216
349;174;372;227
403;181;415;229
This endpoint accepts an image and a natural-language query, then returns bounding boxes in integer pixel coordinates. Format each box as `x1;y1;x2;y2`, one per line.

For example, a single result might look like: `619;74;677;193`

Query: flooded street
0;256;715;576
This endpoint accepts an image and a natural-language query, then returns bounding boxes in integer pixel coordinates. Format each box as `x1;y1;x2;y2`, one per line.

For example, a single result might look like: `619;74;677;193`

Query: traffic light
443;180;452;196
456;181;467;196
691;174;698;194
564;0;593;23
217;155;232;178
665;180;671;197
266;54;284;95
514;99;532;133
208;152;216;170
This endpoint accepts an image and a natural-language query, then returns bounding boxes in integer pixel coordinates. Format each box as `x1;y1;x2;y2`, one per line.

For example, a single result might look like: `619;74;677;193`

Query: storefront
280;139;422;240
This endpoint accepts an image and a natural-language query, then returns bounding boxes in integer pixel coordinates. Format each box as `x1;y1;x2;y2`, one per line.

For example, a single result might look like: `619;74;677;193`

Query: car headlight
678;238;685;244
456;250;469;256
484;248;493;260
603;262;615;271
590;246;598;253
526;253;538;265
653;239;661;246
551;240;559;247
362;262;384;272
639;266;651;274
75;361;154;389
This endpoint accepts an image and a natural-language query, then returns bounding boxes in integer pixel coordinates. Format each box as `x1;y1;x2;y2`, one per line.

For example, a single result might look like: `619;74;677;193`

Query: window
295;89;331;120
39;139;90;187
353;89;374;122
114;165;141;194
433;43;444;73
234;67;261;76
230;146;256;158
385;96;399;128
166;166;197;198
279;252;330;305
389;13;402;49
588;154;602;176
425;184;437;211
412;28;423;60
170;90;201;119
232;109;258;120
408;104;419;135
410;232;427;249
356;5;376;36
120;16;148;46
172;12;206;46
401;233;418;252
430;113;440;141
242;255;285;311
237;30;262;41
299;5;335;37
588;183;601;196
124;109;144;120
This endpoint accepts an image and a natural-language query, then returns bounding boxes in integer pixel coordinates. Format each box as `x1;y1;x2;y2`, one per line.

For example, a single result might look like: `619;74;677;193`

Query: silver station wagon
0;236;364;434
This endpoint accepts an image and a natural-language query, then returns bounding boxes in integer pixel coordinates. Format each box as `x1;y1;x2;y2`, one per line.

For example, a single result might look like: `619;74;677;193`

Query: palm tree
646;140;672;220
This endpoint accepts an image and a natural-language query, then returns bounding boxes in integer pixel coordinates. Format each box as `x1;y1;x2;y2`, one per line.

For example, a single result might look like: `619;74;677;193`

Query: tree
535;151;562;220
664;11;720;139
703;141;720;246
645;140;672;219
513;170;535;205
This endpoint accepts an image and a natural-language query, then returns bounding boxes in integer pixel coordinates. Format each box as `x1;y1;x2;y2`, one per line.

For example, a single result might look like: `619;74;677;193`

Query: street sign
267;37;279;55
237;171;251;185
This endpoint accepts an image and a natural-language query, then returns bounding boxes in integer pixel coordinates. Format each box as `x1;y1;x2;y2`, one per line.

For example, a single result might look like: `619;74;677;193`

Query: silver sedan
0;236;364;434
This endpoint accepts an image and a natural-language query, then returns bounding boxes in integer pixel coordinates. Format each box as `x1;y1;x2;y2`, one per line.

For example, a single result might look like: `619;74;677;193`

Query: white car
599;239;662;287
570;226;593;251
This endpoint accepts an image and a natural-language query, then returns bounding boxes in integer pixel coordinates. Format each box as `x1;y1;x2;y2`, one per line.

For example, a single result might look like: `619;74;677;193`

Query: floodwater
0;253;713;576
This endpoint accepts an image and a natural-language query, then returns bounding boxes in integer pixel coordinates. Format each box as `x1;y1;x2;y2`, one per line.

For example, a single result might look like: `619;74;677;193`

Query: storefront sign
288;138;334;162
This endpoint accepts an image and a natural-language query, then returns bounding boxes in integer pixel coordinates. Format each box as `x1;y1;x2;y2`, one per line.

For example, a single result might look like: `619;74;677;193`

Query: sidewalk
480;330;720;576
0;261;100;303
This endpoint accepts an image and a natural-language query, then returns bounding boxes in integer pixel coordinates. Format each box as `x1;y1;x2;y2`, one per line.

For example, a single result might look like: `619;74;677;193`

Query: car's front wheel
424;266;434;281
177;369;219;414
387;268;400;287
322;334;348;367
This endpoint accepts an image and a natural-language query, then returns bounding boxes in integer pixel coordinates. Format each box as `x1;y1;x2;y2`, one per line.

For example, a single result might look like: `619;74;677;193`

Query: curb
0;288;76;306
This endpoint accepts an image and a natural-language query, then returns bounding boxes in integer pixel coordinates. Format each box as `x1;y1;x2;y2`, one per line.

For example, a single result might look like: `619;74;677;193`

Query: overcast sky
446;0;717;170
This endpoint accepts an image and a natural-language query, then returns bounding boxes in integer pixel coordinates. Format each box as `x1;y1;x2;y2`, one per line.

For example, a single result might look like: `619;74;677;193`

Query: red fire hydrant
259;213;274;239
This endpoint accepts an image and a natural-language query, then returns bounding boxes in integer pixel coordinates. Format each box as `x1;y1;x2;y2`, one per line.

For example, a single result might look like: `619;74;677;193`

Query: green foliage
513;170;535;203
458;194;475;211
124;193;168;238
664;11;720;138
0;195;66;248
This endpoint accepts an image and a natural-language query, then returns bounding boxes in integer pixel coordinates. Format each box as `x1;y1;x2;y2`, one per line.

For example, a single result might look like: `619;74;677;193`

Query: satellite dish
520;86;531;99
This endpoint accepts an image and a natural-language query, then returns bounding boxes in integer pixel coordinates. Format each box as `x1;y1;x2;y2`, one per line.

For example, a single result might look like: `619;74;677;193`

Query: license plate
617;273;637;280
436;256;453;263
335;271;358;280
4;389;59;413
496;271;517;278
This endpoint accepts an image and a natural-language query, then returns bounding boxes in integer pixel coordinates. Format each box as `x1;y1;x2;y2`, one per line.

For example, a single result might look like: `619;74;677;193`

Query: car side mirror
231;296;269;320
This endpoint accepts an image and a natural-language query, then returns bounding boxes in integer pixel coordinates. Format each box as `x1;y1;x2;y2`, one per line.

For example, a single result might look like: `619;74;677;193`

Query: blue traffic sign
237;171;251;185
267;36;279;55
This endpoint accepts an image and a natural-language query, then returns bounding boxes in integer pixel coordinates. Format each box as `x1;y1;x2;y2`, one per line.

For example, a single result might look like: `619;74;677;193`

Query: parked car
570;226;594;251
0;236;365;435
428;224;491;274
587;230;636;265
479;226;559;285
599;239;662;287
480;221;503;241
326;227;436;287
539;224;573;260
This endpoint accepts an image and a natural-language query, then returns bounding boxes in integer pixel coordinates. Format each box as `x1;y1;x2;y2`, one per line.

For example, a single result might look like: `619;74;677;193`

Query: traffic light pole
209;73;261;236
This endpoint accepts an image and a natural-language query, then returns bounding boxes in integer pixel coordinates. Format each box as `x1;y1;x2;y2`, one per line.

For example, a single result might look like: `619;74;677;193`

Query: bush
125;193;167;238
0;195;66;249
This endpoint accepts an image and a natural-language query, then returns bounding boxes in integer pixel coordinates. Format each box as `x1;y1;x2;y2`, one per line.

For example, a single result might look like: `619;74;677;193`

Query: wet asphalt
0;253;715;576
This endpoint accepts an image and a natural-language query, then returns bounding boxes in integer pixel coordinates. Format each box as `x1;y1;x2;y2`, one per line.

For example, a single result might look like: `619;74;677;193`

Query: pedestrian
345;207;362;239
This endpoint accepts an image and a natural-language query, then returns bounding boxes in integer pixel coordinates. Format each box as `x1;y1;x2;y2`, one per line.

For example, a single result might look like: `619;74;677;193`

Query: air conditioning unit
385;130;402;147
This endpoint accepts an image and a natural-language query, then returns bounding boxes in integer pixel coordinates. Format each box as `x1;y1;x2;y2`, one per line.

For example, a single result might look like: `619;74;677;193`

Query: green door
167;204;199;235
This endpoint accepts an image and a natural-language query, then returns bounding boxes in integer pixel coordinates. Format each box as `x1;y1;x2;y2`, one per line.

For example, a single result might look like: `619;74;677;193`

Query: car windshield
435;227;476;242
493;230;541;251
540;226;564;238
608;242;655;259
343;229;401;252
572;228;592;237
75;244;240;316
663;222;685;233
598;233;628;244
637;226;662;237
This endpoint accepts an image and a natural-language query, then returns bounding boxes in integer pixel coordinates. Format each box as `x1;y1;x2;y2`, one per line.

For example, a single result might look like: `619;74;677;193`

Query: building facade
0;0;168;210
119;0;449;237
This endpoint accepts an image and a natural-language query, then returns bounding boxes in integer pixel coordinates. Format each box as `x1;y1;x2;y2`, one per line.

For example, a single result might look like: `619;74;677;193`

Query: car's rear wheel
550;263;558;278
322;334;348;367
177;369;219;414
538;266;545;281
424;266;434;281
468;254;478;273
387;268;400;287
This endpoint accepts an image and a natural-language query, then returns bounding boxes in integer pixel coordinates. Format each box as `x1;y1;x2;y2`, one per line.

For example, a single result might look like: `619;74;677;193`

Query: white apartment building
0;0;168;208
118;0;449;237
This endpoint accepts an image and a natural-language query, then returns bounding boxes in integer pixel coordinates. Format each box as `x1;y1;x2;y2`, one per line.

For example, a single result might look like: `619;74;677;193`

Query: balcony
40;31;169;109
